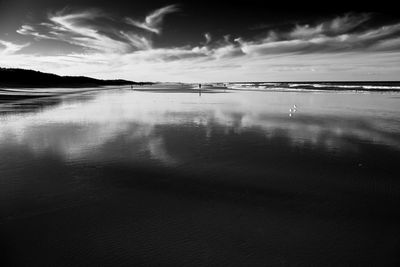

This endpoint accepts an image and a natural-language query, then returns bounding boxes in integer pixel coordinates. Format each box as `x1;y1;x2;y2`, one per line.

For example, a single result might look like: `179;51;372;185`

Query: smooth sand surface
1;87;400;266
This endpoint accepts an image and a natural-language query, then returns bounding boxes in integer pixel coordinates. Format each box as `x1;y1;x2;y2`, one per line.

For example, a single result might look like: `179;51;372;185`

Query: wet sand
1;87;400;266
0;85;135;102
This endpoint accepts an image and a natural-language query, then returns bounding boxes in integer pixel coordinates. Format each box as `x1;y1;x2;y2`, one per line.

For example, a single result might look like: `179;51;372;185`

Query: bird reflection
289;104;298;117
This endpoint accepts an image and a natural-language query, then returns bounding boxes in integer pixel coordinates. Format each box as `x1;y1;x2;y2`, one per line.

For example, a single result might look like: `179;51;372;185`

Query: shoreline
2;83;400;103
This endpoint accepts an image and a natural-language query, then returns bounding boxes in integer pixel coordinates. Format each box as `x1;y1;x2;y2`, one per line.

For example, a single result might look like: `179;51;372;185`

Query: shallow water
1;87;400;266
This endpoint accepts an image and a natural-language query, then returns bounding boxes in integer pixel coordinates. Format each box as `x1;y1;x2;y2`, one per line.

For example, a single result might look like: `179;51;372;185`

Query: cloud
7;10;400;81
16;11;400;59
125;4;179;34
237;14;400;56
16;25;56;40
213;44;245;59
125;47;208;62
204;33;212;44
16;9;156;53
48;10;132;53
0;39;29;55
119;31;153;50
289;13;371;39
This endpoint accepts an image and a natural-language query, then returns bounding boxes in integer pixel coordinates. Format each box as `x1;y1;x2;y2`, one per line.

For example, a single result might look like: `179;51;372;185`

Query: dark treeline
0;68;153;88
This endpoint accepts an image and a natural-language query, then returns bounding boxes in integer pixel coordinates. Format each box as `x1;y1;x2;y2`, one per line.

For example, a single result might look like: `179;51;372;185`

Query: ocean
226;81;400;92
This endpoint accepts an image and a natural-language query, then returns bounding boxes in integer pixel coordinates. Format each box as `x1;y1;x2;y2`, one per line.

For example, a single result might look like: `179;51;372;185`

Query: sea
227;81;400;92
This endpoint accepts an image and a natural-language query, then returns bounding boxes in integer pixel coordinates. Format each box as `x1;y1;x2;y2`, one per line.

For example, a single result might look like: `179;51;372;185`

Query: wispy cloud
289;13;371;39
204;33;212;44
16;9;158;53
16;25;55;40
0;39;29;55
7;10;400;81
119;31;153;50
237;13;400;55
48;9;132;53
125;4;179;34
16;11;400;58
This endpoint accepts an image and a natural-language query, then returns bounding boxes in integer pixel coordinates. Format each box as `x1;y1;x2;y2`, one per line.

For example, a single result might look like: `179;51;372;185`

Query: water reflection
0;89;399;163
1;88;400;266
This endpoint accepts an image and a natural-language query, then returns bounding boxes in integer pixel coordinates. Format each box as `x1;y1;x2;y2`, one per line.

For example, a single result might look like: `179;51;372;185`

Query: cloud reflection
0;90;399;166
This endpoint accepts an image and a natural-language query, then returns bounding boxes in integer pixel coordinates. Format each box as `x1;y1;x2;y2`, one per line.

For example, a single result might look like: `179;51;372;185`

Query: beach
1;85;400;266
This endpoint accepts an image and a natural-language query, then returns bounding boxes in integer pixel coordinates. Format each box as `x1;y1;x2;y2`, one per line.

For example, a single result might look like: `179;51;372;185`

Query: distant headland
0;68;152;88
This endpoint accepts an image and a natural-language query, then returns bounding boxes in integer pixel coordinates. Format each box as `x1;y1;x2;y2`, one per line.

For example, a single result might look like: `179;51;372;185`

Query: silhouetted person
198;83;202;89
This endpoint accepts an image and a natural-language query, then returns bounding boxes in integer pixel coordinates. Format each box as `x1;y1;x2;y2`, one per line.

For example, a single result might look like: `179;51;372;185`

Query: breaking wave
224;82;400;92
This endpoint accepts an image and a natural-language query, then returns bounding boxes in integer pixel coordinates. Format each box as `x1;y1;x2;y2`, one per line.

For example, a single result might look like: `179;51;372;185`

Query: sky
0;0;400;82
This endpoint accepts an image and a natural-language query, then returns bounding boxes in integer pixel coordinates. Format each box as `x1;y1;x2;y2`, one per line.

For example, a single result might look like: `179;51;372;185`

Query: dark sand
1;87;400;266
